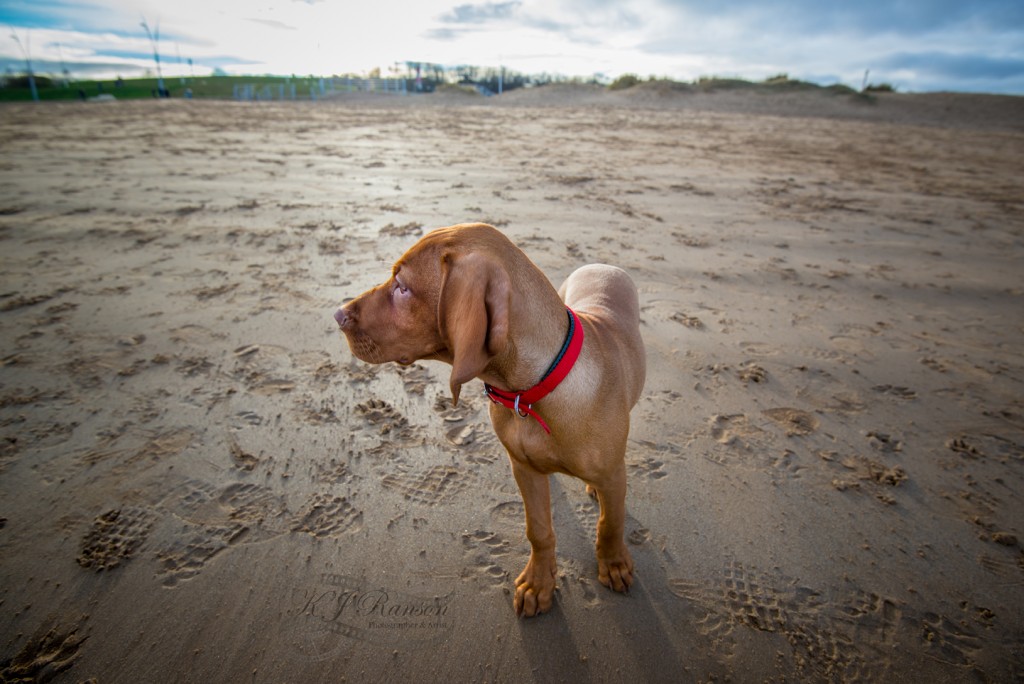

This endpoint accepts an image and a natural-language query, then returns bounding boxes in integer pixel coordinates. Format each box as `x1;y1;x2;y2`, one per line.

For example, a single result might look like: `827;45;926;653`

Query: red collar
484;307;583;434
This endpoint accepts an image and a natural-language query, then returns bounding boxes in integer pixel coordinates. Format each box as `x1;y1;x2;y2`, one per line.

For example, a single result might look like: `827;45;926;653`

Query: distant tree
609;74;640;90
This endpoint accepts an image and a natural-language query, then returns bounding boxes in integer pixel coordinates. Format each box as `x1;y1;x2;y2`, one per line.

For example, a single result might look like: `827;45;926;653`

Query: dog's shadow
513;476;710;681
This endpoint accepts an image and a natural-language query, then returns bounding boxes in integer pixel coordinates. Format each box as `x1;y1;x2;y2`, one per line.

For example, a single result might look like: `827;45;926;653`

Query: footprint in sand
719;559;817;633
708;413;766;449
444;422;498;464
627;528;652;546
460;529;514;588
163;477;288;528
152;479;291;587
296;396;343;426
188;283;239;301
379;222;424;238
762;408;819;436
627;455;668;480
156;521;248;586
948;437;983;459
826;392;868;414
574;499;600;531
249;378;296;395
827;453;908;500
433;392;479;423
111;428;194;477
166;479;218;517
233;344;260;359
0;288;69;312
671;229;713;246
227;436;259;471
768;449;806;480
291;493;364;538
315;457;355;486
919;611;983;666
867;430;903;453
395;363;433;395
668;560;900;681
176;356;214;378
976;552;1024;581
445;423;479;446
947;433;1023;461
739;341;779;357
872;384;917;399
670;311;705;329
489;500;525;532
343;359;380;384
920;357;949;373
0;617;88;682
381;465;474;505
737;362;768;384
356;398;410;436
218;482;286;525
77;506;157;571
318;236;349;256
310;360;340;387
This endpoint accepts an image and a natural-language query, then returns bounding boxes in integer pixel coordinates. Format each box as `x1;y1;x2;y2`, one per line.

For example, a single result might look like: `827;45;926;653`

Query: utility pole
57;42;70;86
10;29;38;101
140;18;166;95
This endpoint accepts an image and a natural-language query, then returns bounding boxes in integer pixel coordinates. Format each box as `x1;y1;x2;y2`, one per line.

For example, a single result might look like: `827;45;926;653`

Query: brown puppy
335;223;646;617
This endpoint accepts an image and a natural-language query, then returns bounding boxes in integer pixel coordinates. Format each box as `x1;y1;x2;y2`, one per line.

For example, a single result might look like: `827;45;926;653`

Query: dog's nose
334;302;357;329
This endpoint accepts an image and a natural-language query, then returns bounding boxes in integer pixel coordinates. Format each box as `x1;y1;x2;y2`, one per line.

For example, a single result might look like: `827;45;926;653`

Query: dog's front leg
509;460;558;617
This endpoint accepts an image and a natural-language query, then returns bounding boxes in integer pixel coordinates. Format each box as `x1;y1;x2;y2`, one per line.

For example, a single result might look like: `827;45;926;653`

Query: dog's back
559;264;646;410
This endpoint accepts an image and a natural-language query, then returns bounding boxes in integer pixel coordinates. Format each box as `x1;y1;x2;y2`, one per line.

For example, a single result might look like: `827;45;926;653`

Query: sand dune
0;90;1022;682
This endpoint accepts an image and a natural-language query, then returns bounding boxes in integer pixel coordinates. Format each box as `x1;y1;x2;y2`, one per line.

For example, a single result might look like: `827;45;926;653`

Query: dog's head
335;223;510;404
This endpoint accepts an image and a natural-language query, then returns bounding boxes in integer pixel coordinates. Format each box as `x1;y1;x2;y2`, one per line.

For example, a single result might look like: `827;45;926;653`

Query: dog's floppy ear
438;251;510;405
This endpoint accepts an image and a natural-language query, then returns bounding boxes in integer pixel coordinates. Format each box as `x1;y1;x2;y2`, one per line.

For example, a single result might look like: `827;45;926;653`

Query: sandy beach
0;87;1022;682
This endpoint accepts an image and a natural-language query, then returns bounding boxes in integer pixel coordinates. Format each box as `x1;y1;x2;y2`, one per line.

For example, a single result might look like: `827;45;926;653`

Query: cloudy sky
2;0;1023;93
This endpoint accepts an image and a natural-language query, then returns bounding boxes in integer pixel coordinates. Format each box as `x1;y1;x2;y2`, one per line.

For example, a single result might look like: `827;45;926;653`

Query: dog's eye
393;279;410;297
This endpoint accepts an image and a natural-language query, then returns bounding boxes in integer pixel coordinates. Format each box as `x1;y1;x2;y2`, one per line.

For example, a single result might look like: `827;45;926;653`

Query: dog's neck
484;279;570;393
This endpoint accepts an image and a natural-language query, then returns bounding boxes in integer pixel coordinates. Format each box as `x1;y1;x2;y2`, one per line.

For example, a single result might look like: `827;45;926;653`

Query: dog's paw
597;545;634;593
514;552;557;618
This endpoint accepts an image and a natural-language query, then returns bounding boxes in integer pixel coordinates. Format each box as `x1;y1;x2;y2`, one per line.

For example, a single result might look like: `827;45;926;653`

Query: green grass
608;74;642;91
604;74;869;98
2;73;883;103
0;75;341;102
